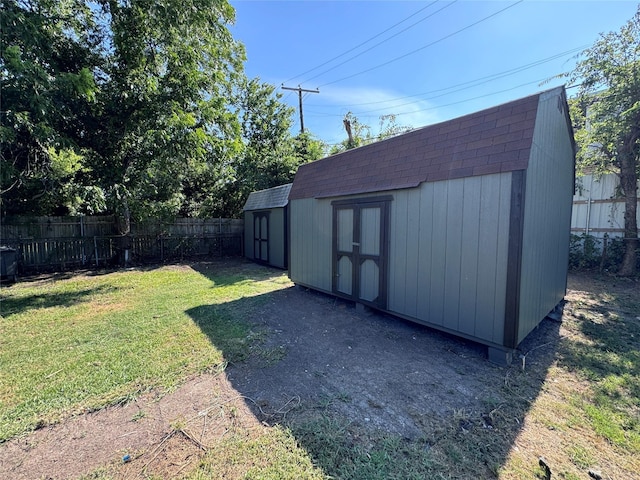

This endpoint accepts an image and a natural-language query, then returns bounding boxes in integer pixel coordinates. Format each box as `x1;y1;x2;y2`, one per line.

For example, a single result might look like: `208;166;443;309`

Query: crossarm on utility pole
281;85;319;133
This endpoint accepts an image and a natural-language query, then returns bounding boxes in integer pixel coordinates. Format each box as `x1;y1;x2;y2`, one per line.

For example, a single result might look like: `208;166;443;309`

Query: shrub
569;233;638;272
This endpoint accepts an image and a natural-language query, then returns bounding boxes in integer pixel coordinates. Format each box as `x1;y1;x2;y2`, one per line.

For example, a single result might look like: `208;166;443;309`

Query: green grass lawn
2;266;639;479
0;262;289;442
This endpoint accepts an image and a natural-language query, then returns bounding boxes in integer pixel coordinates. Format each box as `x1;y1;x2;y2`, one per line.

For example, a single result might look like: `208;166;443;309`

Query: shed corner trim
503;169;527;348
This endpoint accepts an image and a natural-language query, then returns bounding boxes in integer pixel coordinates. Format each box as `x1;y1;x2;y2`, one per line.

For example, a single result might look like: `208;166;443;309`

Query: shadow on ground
0;284;120;315
187;264;561;478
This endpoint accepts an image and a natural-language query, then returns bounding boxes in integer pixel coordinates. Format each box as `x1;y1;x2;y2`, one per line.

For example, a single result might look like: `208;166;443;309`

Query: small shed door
332;198;390;309
253;212;269;263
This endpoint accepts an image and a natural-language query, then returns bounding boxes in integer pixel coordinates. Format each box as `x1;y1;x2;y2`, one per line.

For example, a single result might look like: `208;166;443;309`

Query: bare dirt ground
0;268;636;479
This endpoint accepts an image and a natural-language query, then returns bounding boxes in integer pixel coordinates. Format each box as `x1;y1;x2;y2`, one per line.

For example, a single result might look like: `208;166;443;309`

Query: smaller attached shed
243;183;291;269
288;87;575;363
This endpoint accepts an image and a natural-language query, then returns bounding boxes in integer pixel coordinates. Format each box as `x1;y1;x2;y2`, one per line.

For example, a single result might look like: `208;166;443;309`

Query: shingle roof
243;183;292;211
289;91;543;200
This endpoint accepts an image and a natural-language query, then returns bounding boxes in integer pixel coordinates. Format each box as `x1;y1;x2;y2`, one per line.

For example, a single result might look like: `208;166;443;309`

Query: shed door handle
352;242;360;246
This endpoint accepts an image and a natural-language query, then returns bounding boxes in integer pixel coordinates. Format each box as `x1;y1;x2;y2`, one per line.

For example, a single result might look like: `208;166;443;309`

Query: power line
400;78;563;116
305;75;568;120
307;45;587;110
317;80;615;145
367;76;566;119
283;1;440;85
301;1;458;85
318;0;525;88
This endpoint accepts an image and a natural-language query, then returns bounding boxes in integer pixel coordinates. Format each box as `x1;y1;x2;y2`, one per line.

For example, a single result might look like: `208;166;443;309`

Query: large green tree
2;0;323;227
212;79;325;218
1;0;101;214
85;0;245;232
1;0;246;227
568;6;640;275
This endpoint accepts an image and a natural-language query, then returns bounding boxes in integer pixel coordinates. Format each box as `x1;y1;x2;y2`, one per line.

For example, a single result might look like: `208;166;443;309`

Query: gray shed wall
289;171;513;346
244;208;287;269
386;174;512;345
517;90;574;343
289;198;334;290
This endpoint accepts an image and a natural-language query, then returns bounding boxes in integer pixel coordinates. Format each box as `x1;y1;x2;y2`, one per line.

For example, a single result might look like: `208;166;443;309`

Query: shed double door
332;198;390;309
253;212;269;263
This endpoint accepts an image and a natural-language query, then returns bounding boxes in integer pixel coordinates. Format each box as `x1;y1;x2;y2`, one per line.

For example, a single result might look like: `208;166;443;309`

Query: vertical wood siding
290;174;515;346
243;211;254;260
518;91;574;344
480;174;511;343
289;198;333;291
443;179;464;331
244;209;286;268
387;173;511;344
416;184;434;323
269;209;286;268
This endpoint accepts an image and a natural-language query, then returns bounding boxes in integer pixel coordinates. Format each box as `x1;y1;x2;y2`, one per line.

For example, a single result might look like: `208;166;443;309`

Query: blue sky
231;1;638;146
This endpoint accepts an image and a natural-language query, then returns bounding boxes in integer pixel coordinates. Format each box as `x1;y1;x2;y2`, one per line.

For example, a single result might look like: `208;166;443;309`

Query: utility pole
281;85;319;133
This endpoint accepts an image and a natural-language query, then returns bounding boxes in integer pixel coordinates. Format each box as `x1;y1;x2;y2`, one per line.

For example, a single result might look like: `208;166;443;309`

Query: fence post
80;216;86;265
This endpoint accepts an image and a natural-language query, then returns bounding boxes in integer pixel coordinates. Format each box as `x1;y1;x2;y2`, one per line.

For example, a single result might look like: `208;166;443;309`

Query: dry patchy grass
498;274;640;480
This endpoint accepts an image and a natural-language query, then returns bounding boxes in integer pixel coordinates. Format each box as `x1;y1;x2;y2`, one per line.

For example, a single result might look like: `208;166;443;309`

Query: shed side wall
518;90;574;343
244;211;254;261
269;208;286;269
388;174;511;345
290;174;513;346
244;208;286;268
289;198;333;290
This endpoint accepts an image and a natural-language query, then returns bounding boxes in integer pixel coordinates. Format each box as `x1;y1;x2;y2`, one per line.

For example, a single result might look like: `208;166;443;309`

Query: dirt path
0;274;581;479
0;372;266;479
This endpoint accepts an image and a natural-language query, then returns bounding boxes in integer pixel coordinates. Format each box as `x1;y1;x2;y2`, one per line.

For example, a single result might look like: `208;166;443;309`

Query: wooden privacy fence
0;216;244;271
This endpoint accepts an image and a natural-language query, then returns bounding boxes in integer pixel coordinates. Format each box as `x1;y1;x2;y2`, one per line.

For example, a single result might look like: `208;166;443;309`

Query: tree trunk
618;150;638;276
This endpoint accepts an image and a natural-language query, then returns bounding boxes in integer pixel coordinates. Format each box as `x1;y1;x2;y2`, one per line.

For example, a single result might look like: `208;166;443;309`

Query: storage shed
243;183;291;269
288;87;575;363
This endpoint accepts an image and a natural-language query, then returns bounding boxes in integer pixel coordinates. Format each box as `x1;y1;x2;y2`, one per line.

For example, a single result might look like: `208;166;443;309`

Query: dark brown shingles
289;91;544;200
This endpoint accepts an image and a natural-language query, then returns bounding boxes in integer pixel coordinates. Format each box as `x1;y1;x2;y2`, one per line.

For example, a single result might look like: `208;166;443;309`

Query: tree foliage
89;0;245;230
568;5;640;275
212;79;325;218
1;0;100;214
2;0;318;225
330;112;412;155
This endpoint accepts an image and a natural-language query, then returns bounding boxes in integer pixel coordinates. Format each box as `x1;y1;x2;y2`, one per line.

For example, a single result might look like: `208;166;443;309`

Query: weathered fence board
0;216;244;272
0;216;242;240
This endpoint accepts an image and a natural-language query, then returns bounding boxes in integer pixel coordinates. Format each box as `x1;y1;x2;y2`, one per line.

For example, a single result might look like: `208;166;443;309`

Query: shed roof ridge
323;89;550;159
289;88;568;200
250;183;293;195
